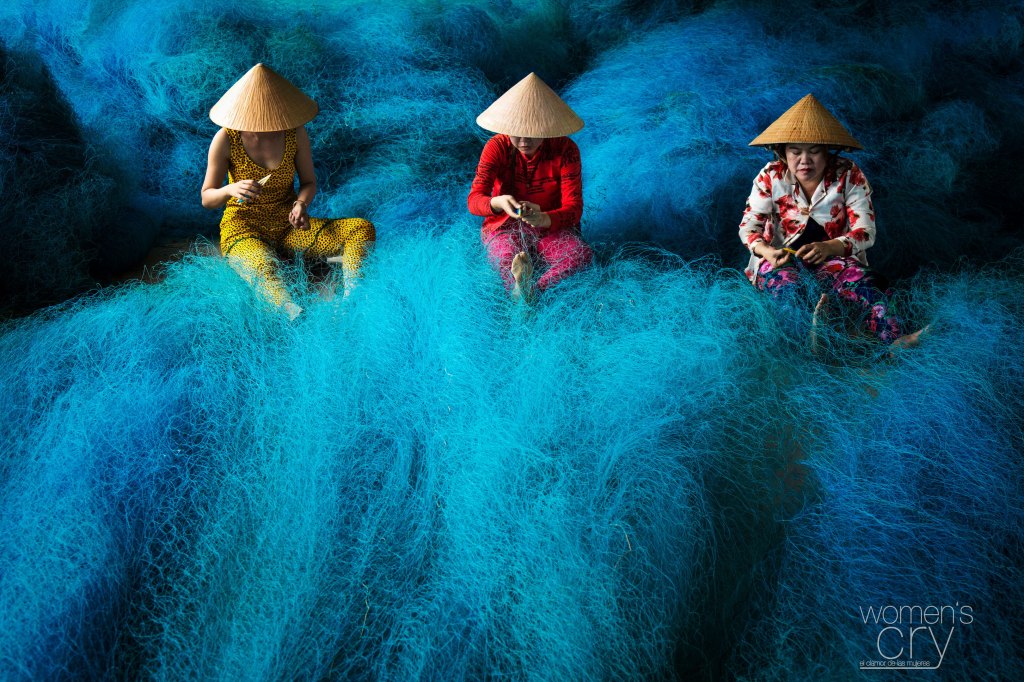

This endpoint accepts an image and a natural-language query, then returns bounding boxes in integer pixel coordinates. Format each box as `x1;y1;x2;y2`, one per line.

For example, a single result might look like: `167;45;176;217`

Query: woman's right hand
490;194;522;218
226;179;262;203
758;244;792;268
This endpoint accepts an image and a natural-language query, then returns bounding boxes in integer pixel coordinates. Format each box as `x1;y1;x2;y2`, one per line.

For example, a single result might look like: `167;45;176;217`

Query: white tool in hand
239;174;272;204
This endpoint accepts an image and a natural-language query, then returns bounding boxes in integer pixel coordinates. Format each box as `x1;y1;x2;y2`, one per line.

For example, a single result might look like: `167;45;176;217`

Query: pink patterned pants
484;221;592;291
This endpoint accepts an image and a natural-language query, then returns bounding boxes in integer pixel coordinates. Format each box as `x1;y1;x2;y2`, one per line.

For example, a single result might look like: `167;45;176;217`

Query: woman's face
509;136;543;158
785;143;828;187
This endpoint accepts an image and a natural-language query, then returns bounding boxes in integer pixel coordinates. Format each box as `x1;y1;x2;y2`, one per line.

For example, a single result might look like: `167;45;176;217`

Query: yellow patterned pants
222;217;376;308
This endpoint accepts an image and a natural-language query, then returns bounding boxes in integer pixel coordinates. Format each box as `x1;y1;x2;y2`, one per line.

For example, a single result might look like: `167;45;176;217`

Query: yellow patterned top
219;128;299;246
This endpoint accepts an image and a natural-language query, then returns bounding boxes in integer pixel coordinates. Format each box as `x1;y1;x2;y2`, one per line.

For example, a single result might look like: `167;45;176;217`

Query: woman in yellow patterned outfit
201;63;374;319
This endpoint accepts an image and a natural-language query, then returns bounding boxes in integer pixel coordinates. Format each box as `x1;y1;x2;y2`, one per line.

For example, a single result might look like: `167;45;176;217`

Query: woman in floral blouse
739;94;925;348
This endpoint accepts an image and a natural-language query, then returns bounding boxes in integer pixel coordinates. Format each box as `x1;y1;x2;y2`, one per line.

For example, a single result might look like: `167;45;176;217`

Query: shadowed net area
1;0;1022;679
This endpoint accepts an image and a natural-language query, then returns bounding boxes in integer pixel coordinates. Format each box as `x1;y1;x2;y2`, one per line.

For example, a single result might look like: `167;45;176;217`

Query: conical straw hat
749;94;862;150
476;72;584;138
210;63;319;132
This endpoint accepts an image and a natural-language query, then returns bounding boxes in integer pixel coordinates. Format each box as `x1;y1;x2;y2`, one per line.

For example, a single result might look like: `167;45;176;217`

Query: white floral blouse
738;157;876;283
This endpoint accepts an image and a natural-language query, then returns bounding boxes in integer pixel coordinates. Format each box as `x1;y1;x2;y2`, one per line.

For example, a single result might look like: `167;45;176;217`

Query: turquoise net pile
1;1;1022;678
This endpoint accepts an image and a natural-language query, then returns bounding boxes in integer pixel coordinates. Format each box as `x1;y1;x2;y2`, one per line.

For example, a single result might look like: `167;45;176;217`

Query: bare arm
294;126;317;204
201;129;260;208
288;127;318;229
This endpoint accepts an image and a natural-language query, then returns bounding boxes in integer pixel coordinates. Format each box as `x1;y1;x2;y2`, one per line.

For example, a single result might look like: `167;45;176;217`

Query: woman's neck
240;130;285;169
242;131;282;141
798;178;820;201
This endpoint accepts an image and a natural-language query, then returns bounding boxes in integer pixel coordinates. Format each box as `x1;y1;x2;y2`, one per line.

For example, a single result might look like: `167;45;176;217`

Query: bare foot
510;251;533;301
890;324;930;350
810;293;829;353
511;251;532;283
342;265;358;299
318;278;338;302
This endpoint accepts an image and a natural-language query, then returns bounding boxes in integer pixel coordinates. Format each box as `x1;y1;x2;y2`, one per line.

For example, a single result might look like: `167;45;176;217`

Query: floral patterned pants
756;256;903;344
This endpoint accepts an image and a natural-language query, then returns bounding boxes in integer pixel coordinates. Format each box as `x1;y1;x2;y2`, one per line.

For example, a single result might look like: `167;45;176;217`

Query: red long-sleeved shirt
467;134;583;235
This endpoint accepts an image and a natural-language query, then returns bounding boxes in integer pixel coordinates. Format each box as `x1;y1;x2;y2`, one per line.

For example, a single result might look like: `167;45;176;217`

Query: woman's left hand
289;201;310;230
519;202;551;229
795;240;842;265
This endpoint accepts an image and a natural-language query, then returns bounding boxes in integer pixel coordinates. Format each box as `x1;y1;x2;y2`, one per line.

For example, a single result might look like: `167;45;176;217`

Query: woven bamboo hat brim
476;72;584;138
210;63;319;132
749;94;862;150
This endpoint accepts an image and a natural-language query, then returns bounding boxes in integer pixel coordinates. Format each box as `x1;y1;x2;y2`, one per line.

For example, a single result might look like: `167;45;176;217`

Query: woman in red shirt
468;73;592;301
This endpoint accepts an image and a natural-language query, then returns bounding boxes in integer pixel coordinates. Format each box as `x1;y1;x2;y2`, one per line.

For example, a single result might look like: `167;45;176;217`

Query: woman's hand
491;194;522;218
225;179;262;203
795;240;843;266
519;202;551;229
289;201;310;230
756;244;792;268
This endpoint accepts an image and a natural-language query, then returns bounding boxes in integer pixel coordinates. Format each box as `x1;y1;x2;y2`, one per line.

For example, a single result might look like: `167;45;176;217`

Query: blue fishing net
1;1;1022;679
